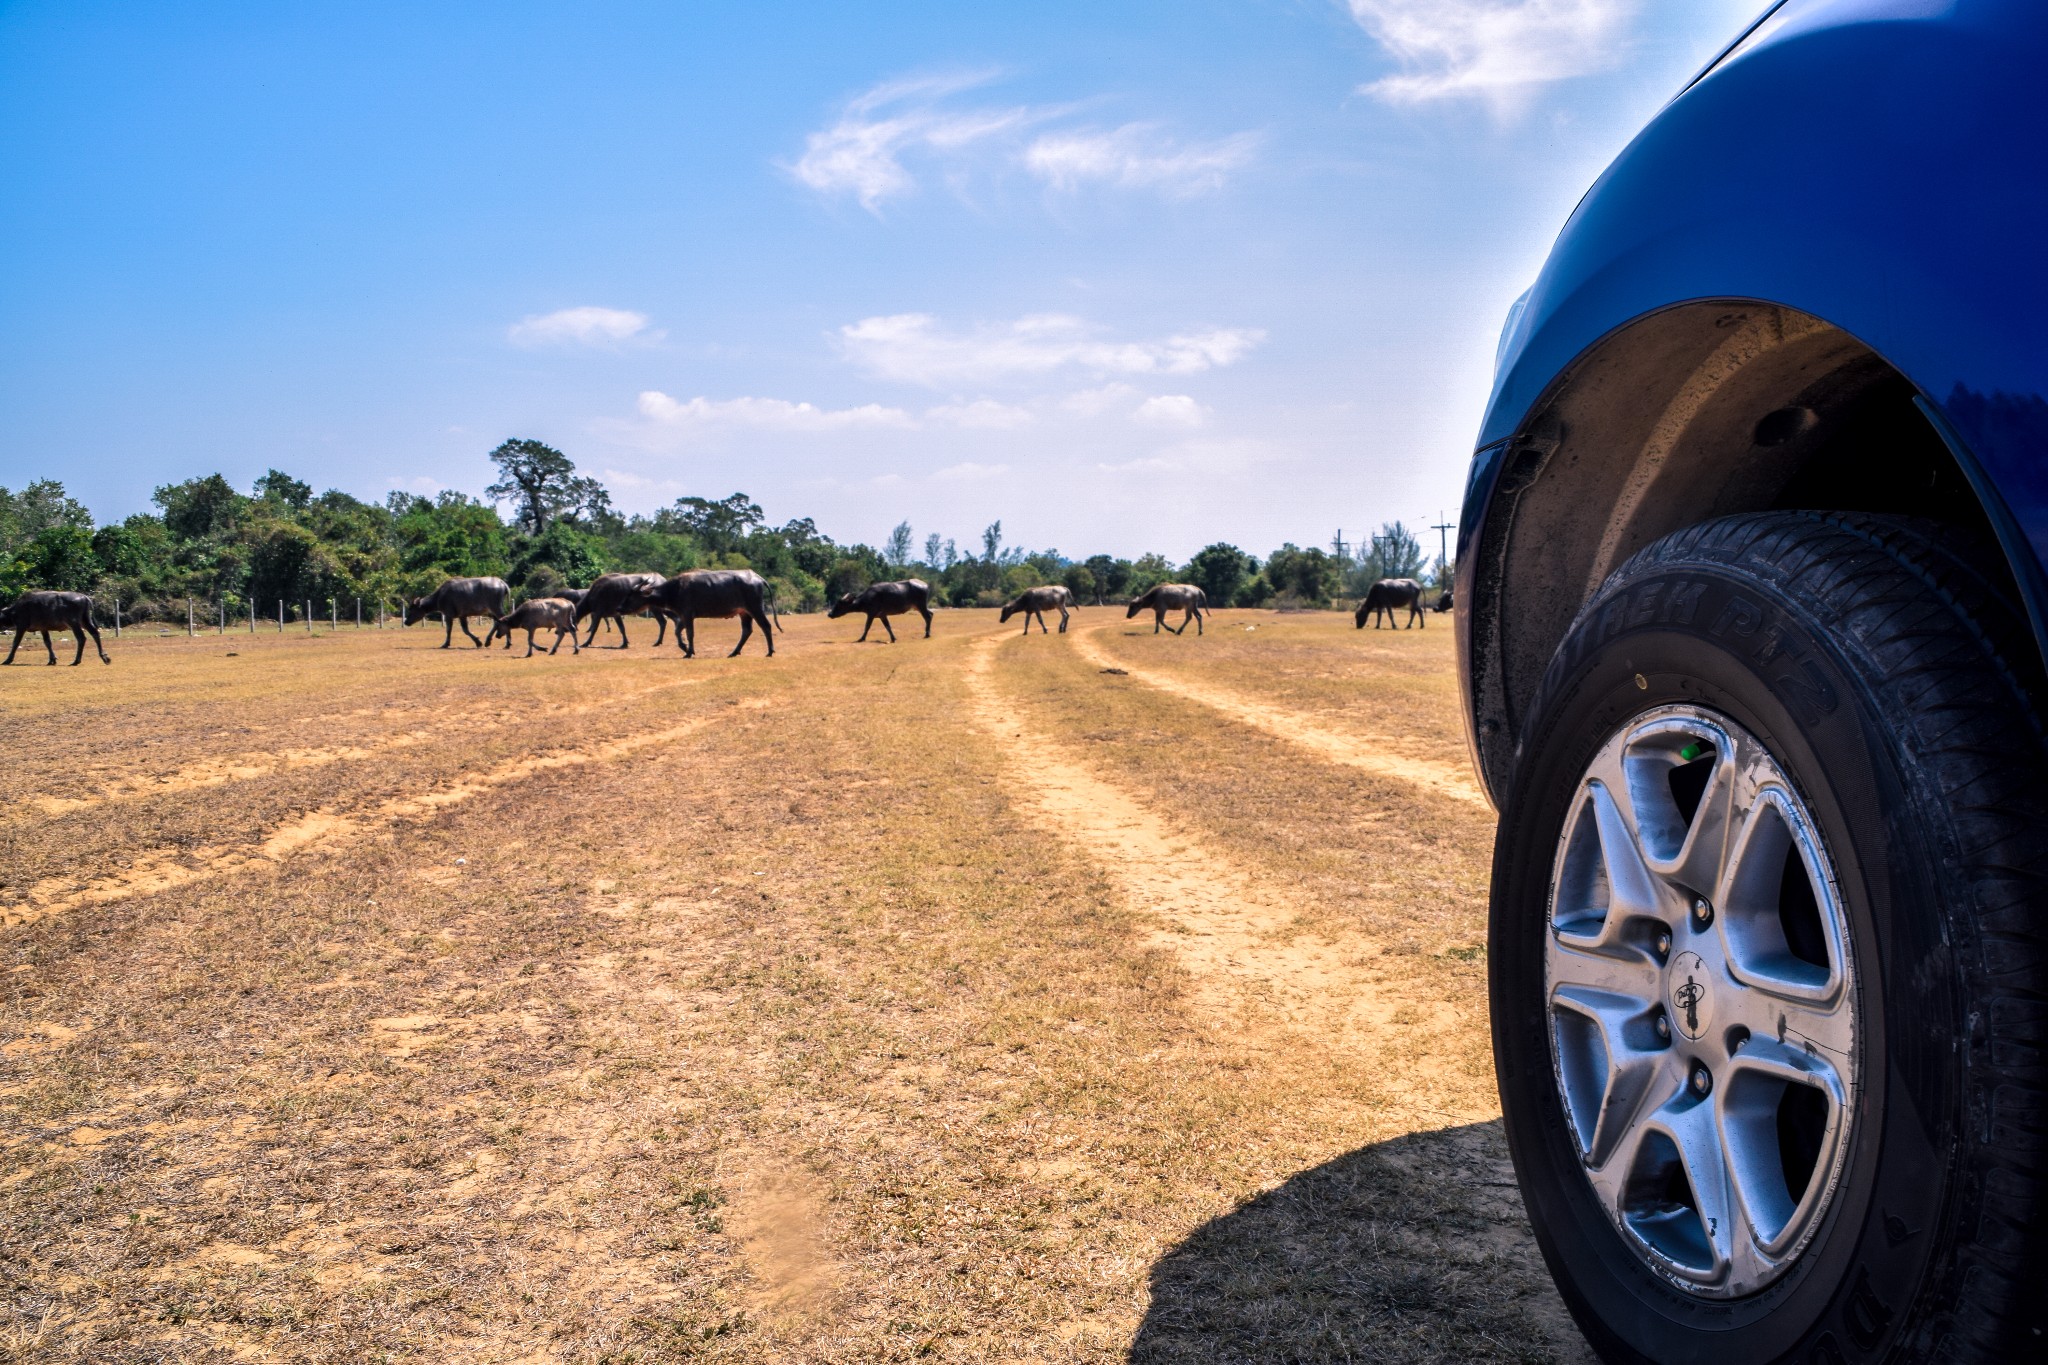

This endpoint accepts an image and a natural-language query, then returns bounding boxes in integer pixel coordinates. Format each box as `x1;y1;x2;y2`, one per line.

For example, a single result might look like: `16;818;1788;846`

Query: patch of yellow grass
0;609;1586;1362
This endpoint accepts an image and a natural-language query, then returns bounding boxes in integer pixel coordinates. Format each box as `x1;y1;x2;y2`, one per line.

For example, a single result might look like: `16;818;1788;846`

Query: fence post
114;599;121;638
278;600;284;633
330;598;337;631
304;599;312;633
218;600;224;635
187;598;194;637
355;597;362;629
249;600;255;633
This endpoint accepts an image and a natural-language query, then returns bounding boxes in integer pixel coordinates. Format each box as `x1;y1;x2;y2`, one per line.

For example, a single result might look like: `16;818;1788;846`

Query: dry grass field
1;607;1591;1363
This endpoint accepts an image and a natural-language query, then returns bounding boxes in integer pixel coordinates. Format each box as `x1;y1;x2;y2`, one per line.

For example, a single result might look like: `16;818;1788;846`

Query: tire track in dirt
1071;627;1490;809
2;715;713;928
960;636;1478;1114
5;676;705;820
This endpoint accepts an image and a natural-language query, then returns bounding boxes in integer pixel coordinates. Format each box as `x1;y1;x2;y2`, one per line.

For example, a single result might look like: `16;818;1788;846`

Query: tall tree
668;493;765;554
485;438;608;534
981;520;1003;563
253;469;313;510
1185;542;1254;607
885;521;913;567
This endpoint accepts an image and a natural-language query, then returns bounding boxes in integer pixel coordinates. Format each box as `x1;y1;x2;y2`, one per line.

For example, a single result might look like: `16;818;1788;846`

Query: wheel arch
1463;298;2048;801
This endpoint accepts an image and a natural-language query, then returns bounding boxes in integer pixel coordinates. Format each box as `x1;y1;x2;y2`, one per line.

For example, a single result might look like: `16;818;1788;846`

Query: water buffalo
487;598;581;657
1436;586;1454;613
1000;585;1076;635
576;572;669;648
1;591;110;666
403;576;511;648
648;569;776;658
1355;577;1426;629
1127;583;1208;636
828;579;933;642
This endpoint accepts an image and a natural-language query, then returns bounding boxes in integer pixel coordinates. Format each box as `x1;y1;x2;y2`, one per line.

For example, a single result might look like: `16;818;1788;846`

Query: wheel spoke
1552;985;1669;1166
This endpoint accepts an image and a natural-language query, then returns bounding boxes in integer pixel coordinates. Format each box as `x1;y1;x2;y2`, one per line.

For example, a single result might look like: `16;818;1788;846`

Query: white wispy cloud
788;74;1255;208
1132;394;1209;428
926;399;1034;429
786;71;1039;211
1348;0;1639;107
635;391;914;432
838;313;1263;387
932;461;1011;481
1024;125;1258;195
508;306;660;347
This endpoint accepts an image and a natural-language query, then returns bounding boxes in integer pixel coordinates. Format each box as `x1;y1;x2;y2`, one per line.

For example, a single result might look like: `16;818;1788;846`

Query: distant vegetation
0;439;1444;620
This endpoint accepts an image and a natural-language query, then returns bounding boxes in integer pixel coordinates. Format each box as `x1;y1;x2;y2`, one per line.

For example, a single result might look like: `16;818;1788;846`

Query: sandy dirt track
1;609;1589;1363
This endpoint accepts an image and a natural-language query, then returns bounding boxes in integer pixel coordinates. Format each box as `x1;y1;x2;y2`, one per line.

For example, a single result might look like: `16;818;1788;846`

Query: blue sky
0;0;1758;559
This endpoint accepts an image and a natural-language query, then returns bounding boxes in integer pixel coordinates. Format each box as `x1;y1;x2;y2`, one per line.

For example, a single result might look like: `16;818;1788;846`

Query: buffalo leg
459;616;485;647
680;618;696;657
919;606;932;638
1193;607;1205;636
614;616;630;649
1153;610;1163;634
3;628;22;664
70;625;86;665
756;610;775;656
1057;606;1069;634
41;630;56;665
857;616;874;642
441;615;455;648
881;616;896;643
653;615;668;647
582;615;602;648
731;615;753;658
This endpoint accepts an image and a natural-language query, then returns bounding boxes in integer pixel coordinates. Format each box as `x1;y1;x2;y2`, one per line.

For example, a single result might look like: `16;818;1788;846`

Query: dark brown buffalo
1436;585;1453;613
1;591;110;666
487;598;581;657
828;579;933;642
1000;585;1076;635
1355;577;1426;630
648;569;776;658
1127;583;1208;636
576;572;670;648
403;576;511;648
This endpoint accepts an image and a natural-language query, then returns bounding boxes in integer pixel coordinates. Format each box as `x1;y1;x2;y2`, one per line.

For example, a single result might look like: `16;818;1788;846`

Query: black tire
1491;511;2048;1363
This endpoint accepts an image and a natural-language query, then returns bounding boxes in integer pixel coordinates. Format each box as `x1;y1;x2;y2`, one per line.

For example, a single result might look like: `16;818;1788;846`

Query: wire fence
99;596;398;638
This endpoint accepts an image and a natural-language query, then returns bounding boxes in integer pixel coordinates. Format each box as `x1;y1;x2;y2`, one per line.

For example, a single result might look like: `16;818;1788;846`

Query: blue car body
1456;0;2048;803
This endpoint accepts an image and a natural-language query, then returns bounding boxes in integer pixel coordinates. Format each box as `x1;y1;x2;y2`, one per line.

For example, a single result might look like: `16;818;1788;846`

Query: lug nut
1654;1014;1672;1043
1689;1063;1713;1098
1691;897;1714;931
1654;930;1672;958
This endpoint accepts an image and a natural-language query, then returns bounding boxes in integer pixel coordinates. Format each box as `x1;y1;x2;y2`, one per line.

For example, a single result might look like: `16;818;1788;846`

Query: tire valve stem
1690;1063;1713;1098
1691;897;1714;931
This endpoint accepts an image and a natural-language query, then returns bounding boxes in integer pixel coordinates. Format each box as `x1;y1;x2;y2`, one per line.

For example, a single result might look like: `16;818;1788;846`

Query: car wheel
1490;511;2047;1363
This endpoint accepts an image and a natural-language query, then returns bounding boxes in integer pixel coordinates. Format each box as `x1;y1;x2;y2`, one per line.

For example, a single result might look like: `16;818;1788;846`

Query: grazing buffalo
1;591;110;666
1127;583;1208;636
1436;586;1454;613
828;579;933;642
404;576;511;648
1000;585;1076;635
488;598;581;657
1355;577;1426;630
648;569;776;658
576;572;669;648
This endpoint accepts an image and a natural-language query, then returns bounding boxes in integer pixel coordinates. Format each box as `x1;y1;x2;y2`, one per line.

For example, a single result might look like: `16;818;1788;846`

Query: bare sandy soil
1;608;1591;1362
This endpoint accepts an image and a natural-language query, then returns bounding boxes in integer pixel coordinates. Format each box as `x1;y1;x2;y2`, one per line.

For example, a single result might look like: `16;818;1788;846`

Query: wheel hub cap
1545;706;1860;1297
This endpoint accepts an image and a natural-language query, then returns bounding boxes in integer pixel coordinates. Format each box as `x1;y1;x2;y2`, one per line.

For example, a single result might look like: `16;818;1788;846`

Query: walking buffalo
1127;583;1207;636
828;579;933;642
403;577;511;648
1000;585;1076;635
576;572;669;649
1;591;110;666
648;569;776;658
488;598;581;657
1355;577;1426;629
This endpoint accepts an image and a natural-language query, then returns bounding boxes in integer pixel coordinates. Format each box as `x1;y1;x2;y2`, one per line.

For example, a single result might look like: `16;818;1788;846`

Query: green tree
510;520;605;593
1083;554;1130;604
667;493;765;554
486;439;609;534
1359;520;1425;587
1264;544;1341;606
1062;563;1097;602
885;521;913;567
253;469;313;510
1126;552;1175;595
1185;542;1253;608
153;474;246;541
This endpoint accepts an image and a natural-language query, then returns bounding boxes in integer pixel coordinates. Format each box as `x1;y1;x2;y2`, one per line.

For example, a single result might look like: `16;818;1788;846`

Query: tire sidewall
1492;563;1959;1364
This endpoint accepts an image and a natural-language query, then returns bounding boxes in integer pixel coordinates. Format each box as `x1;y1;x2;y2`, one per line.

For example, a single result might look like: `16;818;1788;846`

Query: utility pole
1431;513;1455;575
1330;528;1350;562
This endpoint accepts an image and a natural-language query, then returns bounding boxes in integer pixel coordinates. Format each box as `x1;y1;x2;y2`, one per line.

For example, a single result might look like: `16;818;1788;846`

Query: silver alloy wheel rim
1545;704;1859;1297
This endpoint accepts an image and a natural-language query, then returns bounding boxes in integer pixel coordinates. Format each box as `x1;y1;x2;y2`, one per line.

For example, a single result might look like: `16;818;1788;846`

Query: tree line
0;438;1443;620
